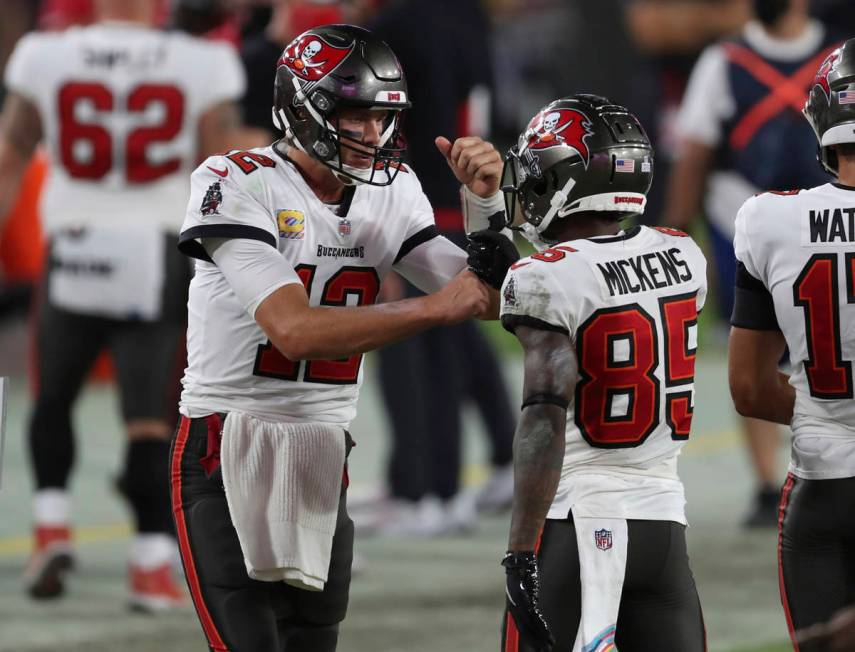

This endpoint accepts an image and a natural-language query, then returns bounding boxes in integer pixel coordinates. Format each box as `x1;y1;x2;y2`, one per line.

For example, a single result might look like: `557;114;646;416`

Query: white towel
571;510;628;652
220;412;346;591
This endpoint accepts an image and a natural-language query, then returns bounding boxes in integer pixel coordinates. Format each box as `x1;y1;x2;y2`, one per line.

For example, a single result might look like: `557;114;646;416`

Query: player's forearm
507;406;565;552
732;371;794;425
664;141;713;229
268;295;445;361
0;137;29;223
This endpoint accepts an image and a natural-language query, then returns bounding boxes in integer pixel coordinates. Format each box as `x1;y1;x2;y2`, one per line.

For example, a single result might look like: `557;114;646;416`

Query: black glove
467;229;520;290
502;551;555;652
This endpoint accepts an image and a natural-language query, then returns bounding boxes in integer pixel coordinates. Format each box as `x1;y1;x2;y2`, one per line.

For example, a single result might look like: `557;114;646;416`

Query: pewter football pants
170;415;353;652
501;517;706;651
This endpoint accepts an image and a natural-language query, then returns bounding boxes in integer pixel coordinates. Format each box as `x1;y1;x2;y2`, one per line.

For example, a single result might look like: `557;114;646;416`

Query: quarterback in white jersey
179;143;458;425
0;0;246;609
729;39;855;649
170;24;502;652
495;96;707;652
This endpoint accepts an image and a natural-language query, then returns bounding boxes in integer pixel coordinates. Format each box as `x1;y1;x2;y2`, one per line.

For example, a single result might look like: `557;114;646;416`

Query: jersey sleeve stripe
501;314;569;336
394;225;439;264
178;225;278;262
730;261;781;331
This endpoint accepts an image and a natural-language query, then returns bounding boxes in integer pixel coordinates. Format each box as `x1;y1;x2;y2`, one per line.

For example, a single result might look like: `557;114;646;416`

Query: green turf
729;644;791;652
0;323;795;650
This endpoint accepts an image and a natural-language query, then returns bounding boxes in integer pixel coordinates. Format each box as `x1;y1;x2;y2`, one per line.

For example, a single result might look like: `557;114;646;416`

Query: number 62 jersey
4;24;245;234
734;185;855;480
500;226;707;524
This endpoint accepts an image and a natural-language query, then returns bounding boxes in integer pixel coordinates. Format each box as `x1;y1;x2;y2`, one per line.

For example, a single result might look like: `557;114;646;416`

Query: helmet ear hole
312;131;337;161
531;178;549;196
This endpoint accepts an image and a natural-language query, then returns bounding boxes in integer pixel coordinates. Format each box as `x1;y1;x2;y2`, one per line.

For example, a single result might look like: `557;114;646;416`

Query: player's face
336;108;390;169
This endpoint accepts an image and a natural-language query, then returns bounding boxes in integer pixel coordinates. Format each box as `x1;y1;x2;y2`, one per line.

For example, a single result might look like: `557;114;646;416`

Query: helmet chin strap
535;176;577;234
520;223;553;252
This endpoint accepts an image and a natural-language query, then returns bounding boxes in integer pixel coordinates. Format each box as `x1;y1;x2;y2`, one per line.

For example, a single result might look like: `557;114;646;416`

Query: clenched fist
429;269;493;324
435;136;503;199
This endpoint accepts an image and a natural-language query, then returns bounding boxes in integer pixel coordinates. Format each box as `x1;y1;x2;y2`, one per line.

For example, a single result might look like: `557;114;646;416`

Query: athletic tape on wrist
521;393;569;410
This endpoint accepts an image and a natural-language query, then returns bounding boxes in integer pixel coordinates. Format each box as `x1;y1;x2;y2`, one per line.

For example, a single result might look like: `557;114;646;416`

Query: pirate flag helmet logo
279;34;353;81
500;95;653;248
813;49;841;104
523;108;594;167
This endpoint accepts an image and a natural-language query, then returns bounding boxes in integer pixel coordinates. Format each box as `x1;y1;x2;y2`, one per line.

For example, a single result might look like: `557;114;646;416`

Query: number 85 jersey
500;226;707;523
734;185;855;480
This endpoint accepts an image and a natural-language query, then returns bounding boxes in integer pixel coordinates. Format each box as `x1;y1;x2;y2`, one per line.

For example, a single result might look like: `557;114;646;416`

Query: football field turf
0;335;797;651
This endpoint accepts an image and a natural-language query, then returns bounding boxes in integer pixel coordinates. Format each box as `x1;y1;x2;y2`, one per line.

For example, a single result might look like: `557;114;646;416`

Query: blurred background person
623;0;751;221
664;0;840;527
349;0;517;537
0;0;247;608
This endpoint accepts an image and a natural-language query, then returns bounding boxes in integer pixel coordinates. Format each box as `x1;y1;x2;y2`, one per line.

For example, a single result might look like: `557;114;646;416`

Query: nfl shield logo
338;218;351;237
594;529;613;551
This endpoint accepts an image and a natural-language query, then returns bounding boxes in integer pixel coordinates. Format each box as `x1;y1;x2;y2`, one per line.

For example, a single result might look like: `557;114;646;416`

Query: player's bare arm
198;100;246;155
255;268;490;361
435;135;518;318
0;91;41;222
729;326;794;425
507;326;576;551
664;139;714;230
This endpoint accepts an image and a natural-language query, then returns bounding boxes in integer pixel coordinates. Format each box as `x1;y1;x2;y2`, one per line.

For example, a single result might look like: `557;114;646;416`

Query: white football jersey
501;226;707;523
3;23;245;234
734;184;855;480
178;145;445;427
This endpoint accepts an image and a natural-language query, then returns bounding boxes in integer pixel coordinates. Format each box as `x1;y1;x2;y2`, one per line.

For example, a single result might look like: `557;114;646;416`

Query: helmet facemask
501;96;651;250
803;40;855;176
272;25;411;187
501;147;579;250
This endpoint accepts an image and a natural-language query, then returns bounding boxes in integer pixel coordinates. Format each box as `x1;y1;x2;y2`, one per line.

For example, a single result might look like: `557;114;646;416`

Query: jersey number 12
252;265;380;385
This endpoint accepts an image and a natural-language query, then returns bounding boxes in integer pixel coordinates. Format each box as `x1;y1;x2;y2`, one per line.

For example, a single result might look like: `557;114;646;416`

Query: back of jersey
502;225;708;471
4;23;245;234
735;185;855;478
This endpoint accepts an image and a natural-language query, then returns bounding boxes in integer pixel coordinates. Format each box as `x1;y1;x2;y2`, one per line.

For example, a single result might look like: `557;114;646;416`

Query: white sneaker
379;497;447;538
475;464;514;514
443;491;478;536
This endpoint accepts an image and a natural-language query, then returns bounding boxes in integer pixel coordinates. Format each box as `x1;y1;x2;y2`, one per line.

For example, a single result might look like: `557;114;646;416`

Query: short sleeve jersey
734;184;855;479
4;23;245;234
178;145;438;427
501;226;707;522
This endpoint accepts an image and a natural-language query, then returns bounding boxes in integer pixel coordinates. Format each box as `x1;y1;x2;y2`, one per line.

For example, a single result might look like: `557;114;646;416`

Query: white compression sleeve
394;235;467;294
203;237;302;317
462;186;505;233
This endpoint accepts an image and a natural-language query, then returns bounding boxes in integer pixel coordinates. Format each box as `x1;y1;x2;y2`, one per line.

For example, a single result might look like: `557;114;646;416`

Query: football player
666;0;840;528
172;24;504;652
0;0;246;607
495;95;707;651
729;38;855;651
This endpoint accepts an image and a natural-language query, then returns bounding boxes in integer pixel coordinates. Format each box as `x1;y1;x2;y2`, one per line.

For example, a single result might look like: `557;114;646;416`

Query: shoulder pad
652;226;690;238
511;244;579;270
761;189;802;197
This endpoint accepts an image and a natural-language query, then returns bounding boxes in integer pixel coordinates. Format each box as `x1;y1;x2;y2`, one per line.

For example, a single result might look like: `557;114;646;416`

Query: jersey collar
586;225;642;244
